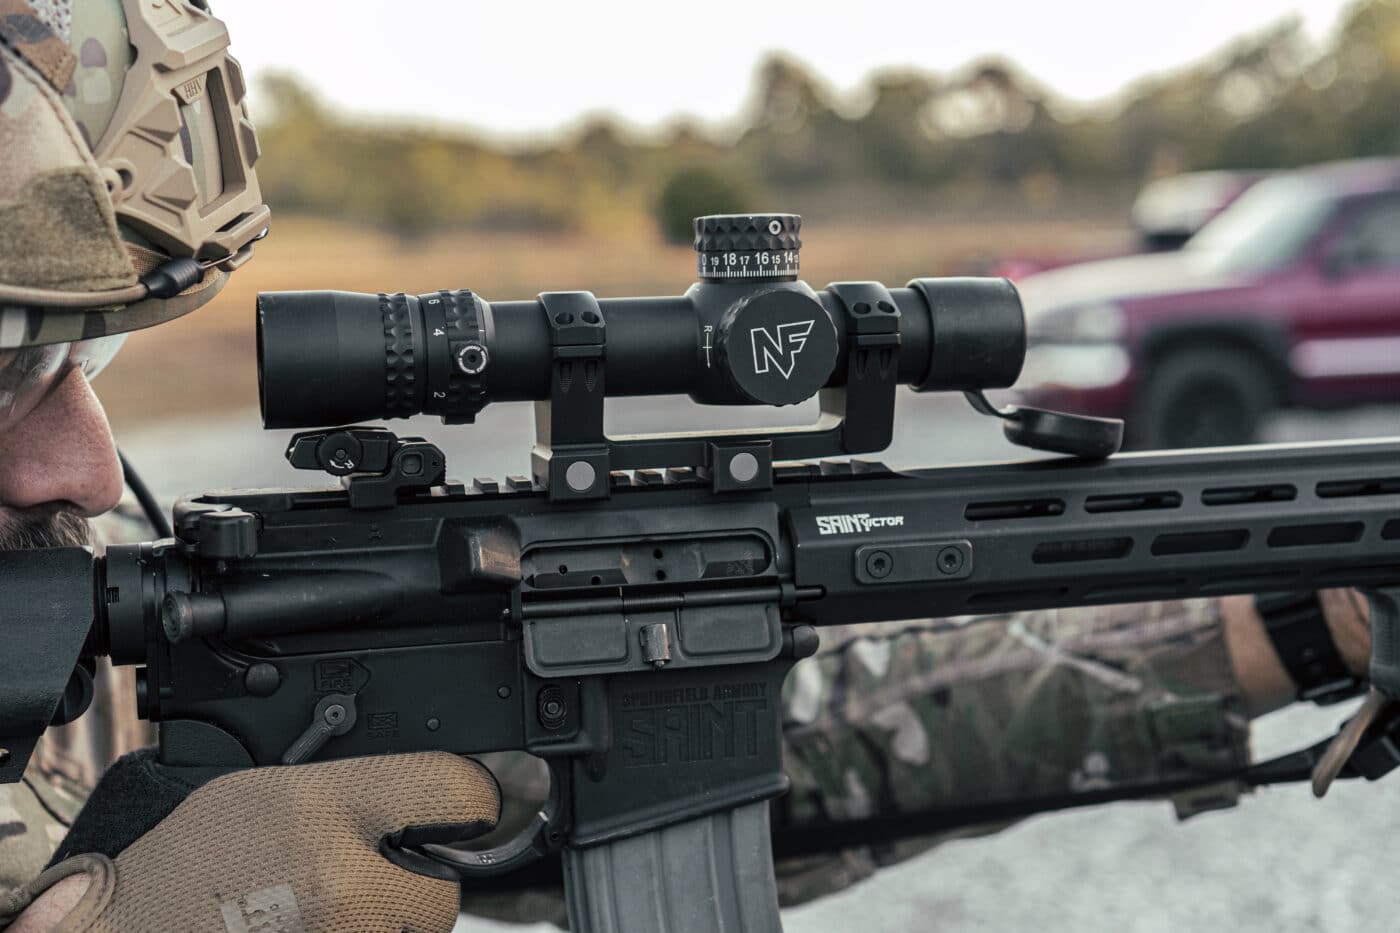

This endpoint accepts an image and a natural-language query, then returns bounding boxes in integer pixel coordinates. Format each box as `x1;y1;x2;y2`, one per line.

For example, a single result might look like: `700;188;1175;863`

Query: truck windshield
1186;175;1335;274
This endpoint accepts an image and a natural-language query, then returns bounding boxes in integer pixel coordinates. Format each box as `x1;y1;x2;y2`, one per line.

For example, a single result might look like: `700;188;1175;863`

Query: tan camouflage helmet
0;0;269;352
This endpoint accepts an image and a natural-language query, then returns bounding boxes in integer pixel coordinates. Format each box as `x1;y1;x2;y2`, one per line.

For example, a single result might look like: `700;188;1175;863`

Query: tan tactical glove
1;752;499;933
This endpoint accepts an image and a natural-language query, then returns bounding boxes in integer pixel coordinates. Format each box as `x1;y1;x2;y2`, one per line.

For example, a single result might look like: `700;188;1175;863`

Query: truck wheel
1132;348;1276;449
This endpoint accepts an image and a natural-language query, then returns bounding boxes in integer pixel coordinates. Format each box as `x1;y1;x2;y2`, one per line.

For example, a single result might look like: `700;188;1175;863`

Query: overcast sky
219;0;1356;141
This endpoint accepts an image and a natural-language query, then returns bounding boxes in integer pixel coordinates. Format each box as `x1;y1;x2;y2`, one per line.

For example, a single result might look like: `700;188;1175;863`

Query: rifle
3;214;1399;933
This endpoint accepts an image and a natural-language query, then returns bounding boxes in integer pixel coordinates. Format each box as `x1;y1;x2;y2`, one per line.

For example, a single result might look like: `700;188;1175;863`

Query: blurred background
103;1;1400;929
103;0;1400;460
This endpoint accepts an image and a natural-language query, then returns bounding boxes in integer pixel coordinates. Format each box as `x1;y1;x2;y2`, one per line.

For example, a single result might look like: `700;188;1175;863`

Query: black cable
20;776;73;828
118;450;172;539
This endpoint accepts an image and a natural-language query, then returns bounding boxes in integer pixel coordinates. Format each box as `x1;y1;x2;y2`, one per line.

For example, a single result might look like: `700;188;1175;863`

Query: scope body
258;277;1025;429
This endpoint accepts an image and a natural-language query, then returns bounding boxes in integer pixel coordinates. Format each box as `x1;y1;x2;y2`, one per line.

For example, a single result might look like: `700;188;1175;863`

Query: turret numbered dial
694;214;801;282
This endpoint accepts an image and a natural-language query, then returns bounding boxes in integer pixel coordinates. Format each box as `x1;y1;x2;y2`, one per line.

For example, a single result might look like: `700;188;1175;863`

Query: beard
0;507;91;550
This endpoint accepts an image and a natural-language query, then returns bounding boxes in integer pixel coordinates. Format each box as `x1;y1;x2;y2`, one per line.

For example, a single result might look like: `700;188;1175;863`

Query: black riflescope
257;215;1026;429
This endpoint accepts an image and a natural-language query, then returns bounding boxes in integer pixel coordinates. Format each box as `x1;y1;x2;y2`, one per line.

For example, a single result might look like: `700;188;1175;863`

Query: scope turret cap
694;214;801;282
0;0;270;350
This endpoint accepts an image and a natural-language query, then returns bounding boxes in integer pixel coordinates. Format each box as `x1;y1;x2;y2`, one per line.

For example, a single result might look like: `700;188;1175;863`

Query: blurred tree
856;70;941;184
655;166;755;244
247;2;1400;239
739;54;856;187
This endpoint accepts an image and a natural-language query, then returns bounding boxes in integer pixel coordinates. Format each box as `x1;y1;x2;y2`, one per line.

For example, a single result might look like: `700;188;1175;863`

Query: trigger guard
421;810;555;878
419;761;566;879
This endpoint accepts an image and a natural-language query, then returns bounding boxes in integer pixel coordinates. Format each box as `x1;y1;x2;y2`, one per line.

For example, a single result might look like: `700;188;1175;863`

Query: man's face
0;366;123;549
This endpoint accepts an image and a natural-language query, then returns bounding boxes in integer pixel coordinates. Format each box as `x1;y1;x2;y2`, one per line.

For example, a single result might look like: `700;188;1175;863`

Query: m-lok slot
1151;529;1250;556
1316;477;1400;499
1032;537;1134;564
1083;491;1182;513
964;498;1065;521
1266;522;1364;548
1201;485;1296;506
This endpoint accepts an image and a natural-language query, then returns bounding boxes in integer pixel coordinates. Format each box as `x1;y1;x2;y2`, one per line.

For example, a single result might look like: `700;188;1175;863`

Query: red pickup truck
1016;158;1400;448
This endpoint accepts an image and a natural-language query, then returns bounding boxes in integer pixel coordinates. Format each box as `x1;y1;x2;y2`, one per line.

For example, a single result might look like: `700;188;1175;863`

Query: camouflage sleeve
772;599;1249;905
0;761;83;900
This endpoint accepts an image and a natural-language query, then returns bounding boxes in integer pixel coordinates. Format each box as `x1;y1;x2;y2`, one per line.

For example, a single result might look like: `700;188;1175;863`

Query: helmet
0;0;268;426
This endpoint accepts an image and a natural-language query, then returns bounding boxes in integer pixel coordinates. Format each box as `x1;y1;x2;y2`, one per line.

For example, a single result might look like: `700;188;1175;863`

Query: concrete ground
116;396;1399;933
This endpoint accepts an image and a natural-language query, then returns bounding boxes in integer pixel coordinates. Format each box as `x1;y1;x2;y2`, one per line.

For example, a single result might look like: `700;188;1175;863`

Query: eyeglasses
0;334;127;433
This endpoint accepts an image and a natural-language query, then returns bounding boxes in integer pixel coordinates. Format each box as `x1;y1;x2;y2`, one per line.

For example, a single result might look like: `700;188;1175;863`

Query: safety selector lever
282;692;359;765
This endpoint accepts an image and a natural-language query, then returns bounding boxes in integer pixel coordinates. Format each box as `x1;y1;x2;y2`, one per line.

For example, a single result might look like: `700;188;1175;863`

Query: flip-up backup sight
258;213;1121;502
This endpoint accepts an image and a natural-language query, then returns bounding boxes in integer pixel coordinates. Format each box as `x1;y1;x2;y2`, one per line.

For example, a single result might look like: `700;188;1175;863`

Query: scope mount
281;213;1122;505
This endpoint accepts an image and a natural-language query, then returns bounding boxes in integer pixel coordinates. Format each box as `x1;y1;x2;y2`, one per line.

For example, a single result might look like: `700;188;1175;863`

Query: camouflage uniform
770;602;1244;906
0;0;137;308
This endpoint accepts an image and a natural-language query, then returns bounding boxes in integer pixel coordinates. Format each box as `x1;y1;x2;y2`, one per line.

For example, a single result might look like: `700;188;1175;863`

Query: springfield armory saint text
3;215;1400;933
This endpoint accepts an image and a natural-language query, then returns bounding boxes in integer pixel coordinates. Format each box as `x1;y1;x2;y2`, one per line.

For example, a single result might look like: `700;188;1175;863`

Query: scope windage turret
257;214;1026;429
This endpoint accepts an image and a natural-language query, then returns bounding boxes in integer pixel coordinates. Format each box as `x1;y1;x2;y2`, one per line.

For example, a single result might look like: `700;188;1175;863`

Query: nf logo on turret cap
751;320;815;380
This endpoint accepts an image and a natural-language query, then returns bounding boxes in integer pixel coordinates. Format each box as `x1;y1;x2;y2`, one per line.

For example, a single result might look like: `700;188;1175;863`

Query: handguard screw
865;550;893;579
937;546;965;575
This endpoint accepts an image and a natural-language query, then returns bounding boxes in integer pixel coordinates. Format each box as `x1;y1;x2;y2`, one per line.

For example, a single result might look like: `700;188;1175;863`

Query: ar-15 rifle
3;214;1400;933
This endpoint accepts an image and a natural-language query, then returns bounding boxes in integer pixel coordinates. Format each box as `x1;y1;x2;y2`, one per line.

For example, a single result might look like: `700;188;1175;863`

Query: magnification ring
381;292;419;418
438;290;490;424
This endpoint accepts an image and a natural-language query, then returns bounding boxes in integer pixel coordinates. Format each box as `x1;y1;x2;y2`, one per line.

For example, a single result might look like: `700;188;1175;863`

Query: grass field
97;214;1128;434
